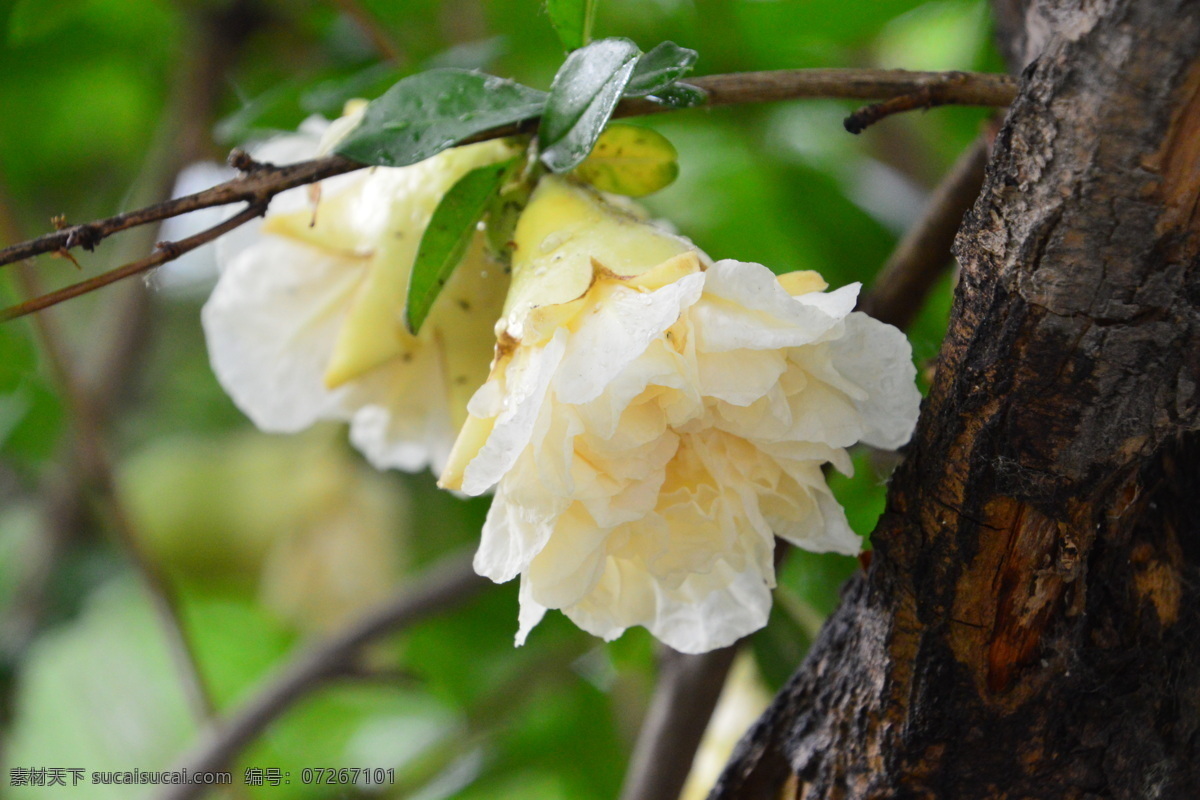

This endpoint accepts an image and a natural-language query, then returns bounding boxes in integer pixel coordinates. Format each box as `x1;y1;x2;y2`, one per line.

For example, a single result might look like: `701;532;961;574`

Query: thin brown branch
0;203;266;322
688;68;1016;111
158;554;487;800
618;543;796;800
0;68;1016;275
618;645;741;800
0;158;356;269
858;135;991;330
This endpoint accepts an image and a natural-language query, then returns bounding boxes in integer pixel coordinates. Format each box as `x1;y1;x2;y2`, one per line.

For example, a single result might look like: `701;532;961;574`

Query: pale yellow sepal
432;239;511;426
439;410;496;491
611;251;702;291
306;139;515;389
503;176;697;329
776;270;828;297
322;211;423;388
517;294;590;346
262;187;369;257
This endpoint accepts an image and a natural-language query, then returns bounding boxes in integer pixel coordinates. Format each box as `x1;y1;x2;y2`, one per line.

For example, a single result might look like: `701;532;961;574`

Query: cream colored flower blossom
202;114;513;473
441;177;920;654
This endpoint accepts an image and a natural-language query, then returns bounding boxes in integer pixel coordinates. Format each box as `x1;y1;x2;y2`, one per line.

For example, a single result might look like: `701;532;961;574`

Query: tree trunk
712;1;1200;797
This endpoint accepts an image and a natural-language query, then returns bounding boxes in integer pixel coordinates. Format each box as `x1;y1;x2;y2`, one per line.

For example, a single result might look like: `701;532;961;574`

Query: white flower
440;177;921;654
202;114;514;473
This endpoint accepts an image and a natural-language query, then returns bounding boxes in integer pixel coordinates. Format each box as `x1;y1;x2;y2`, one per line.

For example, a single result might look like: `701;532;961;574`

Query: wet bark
712;1;1200;798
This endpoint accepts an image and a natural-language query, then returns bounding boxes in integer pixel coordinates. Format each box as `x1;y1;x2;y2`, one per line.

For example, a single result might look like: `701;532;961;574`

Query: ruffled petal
826;312;923;450
460;330;569;495
202;239;363;432
553;273;705;405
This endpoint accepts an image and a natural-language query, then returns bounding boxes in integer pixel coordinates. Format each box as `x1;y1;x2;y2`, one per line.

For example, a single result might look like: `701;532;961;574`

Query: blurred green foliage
0;1;1000;797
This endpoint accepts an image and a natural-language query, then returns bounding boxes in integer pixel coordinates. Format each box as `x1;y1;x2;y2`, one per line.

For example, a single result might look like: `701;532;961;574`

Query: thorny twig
1;204;266;321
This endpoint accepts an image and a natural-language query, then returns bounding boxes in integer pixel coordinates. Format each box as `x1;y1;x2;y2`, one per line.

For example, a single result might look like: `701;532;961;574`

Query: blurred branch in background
0;0;267;727
160;553;487;800
859;133;990;330
618;645;740;800
0;68;1015;323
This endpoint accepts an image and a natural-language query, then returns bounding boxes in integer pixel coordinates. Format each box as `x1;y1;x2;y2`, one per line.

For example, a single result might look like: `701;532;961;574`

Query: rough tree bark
712;1;1200;798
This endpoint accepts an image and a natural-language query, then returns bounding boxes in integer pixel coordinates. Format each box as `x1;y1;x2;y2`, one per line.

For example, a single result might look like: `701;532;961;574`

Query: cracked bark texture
711;1;1200;798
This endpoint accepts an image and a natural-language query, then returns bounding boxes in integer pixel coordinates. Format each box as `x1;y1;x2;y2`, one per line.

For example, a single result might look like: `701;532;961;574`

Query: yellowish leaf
573;123;679;197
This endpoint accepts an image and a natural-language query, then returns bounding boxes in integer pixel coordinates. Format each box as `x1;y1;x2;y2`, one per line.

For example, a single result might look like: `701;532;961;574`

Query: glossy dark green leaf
625;41;699;96
485;175;535;263
406;157;517;334
544;0;597;52
335;70;545;168
539;38;641;173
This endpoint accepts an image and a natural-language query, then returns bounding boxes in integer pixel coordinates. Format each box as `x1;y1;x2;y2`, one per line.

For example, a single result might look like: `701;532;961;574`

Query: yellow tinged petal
439;411;496;490
777;270;828;297
323;204;421;387
430;240;510;425
504;177;695;326
521;294;590;345
573;123;679;198
620;251;703;291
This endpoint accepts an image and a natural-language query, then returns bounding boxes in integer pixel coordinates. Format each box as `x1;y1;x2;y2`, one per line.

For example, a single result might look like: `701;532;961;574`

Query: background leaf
334;70;545;168
539;38;641;172
545;0;597;52
625;41;698;96
406;158;517;334
573;123;678;197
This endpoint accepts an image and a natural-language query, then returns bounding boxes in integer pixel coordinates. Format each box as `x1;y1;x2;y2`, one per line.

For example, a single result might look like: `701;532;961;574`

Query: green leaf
485;176;535;263
539;38;641;173
405;158;517;334
573;123;678;197
335;70;545;168
625;41;698;96
544;0;598;52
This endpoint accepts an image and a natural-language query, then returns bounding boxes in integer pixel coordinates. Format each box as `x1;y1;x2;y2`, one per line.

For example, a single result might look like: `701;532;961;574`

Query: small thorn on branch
0;202;268;323
227;148;271;173
52;248;82;269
